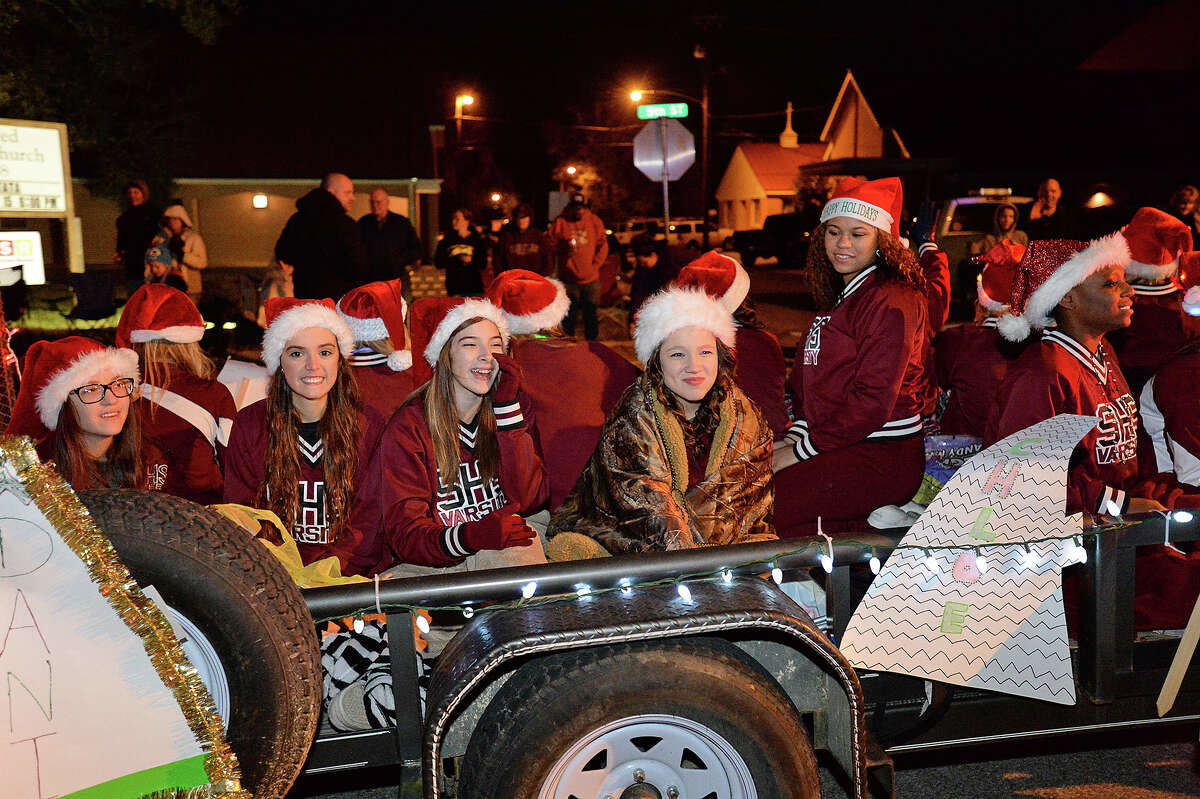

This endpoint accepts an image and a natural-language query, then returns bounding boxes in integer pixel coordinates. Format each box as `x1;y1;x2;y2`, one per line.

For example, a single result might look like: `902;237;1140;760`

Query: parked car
734;212;812;268
935;189;1034;320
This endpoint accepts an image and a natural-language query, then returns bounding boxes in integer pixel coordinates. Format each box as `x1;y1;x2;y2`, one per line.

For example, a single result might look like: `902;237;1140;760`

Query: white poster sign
0;231;45;285
0;123;67;214
841;414;1099;705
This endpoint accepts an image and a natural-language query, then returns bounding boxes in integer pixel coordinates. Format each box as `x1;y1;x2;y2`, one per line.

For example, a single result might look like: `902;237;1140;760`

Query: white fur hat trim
36;348;139;430
336;305;390;343
976;274;1009;313
1124;256;1179;282
715;253;751;313
129;324;204;344
387;349;413;372
1019;232;1131;337
423;299;511;367
261;303;356;375
634;286;737;365
507;277;571;335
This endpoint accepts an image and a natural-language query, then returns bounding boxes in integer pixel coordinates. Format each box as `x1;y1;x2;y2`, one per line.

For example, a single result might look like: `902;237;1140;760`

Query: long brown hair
412;317;501;491
52;398;145;489
805;222;926;311
257;358;361;541
645;337;737;451
134;340;216;418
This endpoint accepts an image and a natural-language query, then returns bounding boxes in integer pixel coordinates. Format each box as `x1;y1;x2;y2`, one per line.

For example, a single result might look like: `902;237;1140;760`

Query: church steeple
779;101;798;148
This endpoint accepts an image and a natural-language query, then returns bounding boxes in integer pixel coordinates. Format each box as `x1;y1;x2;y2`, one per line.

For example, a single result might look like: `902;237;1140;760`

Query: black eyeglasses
71;378;136;404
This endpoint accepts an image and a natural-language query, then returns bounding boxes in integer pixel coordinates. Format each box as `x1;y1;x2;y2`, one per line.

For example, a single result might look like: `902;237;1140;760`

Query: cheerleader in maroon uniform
1107;207;1200;395
934;240;1027;437
6;336;166;489
379;297;548;570
485;268;637;510
116;284;236;504
772;177;930;535
224;298;387;577
671;250;791;439
337;278;416;420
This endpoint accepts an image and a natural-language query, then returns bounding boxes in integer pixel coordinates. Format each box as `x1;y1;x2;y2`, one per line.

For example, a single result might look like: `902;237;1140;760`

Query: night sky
174;0;1198;216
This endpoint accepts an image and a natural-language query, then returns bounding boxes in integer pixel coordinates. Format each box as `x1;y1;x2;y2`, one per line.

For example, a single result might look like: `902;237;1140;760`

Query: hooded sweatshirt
275;188;369;300
971;203;1029;255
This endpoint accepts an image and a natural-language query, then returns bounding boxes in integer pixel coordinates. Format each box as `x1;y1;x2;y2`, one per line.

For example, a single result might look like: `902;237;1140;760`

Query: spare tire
79;489;321;799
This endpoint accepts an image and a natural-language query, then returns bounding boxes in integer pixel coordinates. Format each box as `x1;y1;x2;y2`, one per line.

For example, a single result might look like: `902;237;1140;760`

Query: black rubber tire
460;637;820;799
78;489;321;799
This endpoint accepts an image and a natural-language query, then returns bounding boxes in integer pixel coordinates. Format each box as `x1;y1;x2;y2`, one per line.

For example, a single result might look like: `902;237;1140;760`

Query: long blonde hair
412;317;500;491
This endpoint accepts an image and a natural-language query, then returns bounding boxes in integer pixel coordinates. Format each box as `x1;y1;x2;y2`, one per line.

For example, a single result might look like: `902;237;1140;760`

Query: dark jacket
357;211;423;283
275;188;368;300
116;202;162;280
497;226;552;275
435;229;488;296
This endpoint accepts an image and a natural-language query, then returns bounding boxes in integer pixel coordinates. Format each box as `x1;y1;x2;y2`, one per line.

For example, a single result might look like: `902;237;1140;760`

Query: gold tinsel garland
0;436;249;799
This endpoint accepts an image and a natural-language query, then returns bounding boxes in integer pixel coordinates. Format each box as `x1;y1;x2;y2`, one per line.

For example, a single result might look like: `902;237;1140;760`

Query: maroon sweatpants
773;436;925;538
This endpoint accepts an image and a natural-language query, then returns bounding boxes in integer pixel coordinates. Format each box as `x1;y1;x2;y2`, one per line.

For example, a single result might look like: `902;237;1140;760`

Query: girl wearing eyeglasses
5;336;168;490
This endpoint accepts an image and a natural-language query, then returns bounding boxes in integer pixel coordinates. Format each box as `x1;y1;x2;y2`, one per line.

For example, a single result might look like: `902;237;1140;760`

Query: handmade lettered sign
840;414;1099;704
0;438;245;798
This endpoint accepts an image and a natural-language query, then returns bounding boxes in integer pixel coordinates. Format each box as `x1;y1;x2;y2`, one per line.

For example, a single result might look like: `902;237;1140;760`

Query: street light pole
696;45;711;250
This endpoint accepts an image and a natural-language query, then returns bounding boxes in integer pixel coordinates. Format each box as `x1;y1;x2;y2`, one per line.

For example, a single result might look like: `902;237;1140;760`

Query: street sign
633;118;695;182
0;230;44;285
637;102;689;120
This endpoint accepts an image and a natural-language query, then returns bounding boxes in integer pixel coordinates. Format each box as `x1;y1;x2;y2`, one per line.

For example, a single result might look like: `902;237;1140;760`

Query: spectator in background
435;208;488;296
161;203;208;298
1168;185;1200;244
275;172;368;300
144;238;189;293
256;260;294;328
496;204;551;275
970;202;1028;255
627;234;678;321
548;193;608;341
115;180;162;296
1026;178;1074;240
358;188;422;304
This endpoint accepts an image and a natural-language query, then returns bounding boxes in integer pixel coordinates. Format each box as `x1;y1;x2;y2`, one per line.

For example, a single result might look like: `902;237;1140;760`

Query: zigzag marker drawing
840;414;1099;705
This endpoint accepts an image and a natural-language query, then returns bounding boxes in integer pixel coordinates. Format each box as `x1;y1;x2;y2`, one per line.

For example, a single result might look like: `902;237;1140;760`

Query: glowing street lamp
454;93;475;143
566;165;577;176
629;89;643;102
490;192;502;203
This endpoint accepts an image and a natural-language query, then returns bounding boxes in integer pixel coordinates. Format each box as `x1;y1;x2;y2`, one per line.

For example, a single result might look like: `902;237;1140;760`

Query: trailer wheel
460;637;819;799
79;489;321;799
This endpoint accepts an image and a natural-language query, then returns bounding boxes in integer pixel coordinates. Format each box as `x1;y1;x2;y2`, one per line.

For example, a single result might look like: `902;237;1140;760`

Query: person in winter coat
224;298;387;577
143;234;189;293
549;286;776;555
255;260;295;328
935;240;1029;437
434;208;488;297
337;279;416;420
275;173;369;300
161;203;208;296
117;284;236;504
358;187;422;302
485;268;638;510
378;297;548;570
547;193;608;341
6;336;166;490
115;179;162;294
970;202;1028;255
496;204;551;275
772;177;931;536
671;250;790;439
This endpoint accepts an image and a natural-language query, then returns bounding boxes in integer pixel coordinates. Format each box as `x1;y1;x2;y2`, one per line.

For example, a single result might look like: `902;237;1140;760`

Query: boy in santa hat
224;297;388;577
773;177;933;536
116;283;236;504
337;278;415;419
378;296;548;571
671;250;790;438
1106;207;1200;395
485;268;638;511
934;240;1030;438
987;235;1163;517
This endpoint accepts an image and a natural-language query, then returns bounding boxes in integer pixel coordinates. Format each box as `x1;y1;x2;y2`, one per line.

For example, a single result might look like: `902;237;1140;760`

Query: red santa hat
115;283;205;348
1122;207;1194;282
997;233;1131;342
819;177;904;238
260;297;355;375
633;286;736;365
672;250;751;313
976;240;1026;313
484;269;570;334
336;280;412;371
6;336;139;440
407;296;510;384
